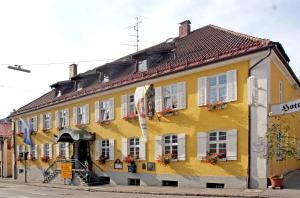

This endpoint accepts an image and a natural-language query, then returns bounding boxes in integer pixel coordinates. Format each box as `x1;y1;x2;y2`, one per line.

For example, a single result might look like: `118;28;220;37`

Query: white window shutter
49;144;53;159
65;143;70;159
226;129;238;160
109;139;115;160
121;138;128;160
198;77;207;106
55;111;59;128
121;95;128;118
197;132;207;160
177;82;186;109
109;98;114;120
41;144;44;158
95;101;100;122
155;87;163;112
95;140;101;160
40;114;44;130
16;145;19;157
49;113;52;129
84;104;89;124
56;144;60;158
139;137;146;161
15;121;19;133
227;70;237;102
34;144;38;159
28;145;32;157
73;107;77;125
247;76;257;106
178;133;186;161
65;109;69;127
33;116;37;132
155;135;163;160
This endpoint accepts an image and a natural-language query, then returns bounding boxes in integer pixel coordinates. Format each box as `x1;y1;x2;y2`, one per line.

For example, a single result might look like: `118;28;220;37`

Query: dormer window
56;90;61;97
103;74;109;83
138;59;147;72
77;81;83;91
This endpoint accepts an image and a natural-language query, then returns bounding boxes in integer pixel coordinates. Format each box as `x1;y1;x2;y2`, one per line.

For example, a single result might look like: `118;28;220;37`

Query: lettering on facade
271;99;300;116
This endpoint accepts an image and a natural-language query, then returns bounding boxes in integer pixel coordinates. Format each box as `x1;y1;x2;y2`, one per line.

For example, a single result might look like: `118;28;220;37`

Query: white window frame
44;144;50;157
128;137;140;159
77;106;84;125
128;94;136;115
18;145;25;159
162;84;178;110
163;134;178;160
59;109;68;127
29;144;38;160
101;140;110;158
99;99;113;121
207;73;227;104
208;131;227;156
59;143;66;157
43;113;51;130
138;59;147;72
29;117;34;132
279;80;284;103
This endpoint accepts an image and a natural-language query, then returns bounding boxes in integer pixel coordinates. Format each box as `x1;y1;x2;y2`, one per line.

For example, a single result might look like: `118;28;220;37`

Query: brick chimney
179;20;191;38
69;64;77;79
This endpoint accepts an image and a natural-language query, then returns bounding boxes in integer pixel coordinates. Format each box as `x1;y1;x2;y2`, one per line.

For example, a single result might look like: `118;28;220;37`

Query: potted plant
205;101;227;111
56;155;66;160
265;115;298;189
124;155;136;173
156;153;175;166
41;156;50;163
157;108;177;118
123;112;138;121
97;154;109;164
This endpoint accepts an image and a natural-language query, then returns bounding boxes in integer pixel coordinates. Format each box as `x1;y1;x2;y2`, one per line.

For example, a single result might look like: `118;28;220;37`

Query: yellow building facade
12;22;300;188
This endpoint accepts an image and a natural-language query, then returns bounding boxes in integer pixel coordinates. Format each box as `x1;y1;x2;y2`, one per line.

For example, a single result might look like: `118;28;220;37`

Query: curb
0;180;265;198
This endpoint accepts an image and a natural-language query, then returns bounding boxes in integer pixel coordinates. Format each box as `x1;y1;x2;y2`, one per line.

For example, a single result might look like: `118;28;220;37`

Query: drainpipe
247;47;272;188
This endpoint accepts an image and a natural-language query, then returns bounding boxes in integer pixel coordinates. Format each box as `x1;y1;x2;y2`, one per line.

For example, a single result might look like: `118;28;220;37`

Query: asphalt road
0;183;221;198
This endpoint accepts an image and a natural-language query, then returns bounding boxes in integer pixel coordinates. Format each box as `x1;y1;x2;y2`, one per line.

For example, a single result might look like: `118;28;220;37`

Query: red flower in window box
97;155;109;164
42;128;50;133
41;156;50;162
56;126;64;130
205;101;228;111
124;155;135;164
123;112;138;121
56;155;66;160
75;124;87;129
156;153;176;166
201;153;226;165
157;108;177;118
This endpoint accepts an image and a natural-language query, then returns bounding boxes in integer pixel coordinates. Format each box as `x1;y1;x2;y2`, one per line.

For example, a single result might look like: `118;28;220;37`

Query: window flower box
97;155;109;165
97;120;111;126
157;108;178;118
201;153;226;165
29;154;37;161
42;128;50;133
30;130;37;135
75;124;87;129
123;113;138;121
41;156;50;163
56;126;64;130
156;153;175;166
124;155;135;164
16;133;23;137
205;102;228;111
56;155;66;160
17;156;23;162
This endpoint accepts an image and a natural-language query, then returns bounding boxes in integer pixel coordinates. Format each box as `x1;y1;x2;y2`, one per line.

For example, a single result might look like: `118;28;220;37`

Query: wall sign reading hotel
271;99;300;116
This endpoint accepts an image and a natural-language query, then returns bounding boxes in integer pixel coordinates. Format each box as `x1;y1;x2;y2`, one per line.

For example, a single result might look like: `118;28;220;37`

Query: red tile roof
13;24;273;116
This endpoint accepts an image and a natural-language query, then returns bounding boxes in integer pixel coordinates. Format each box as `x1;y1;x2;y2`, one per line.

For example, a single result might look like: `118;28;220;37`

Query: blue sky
0;0;299;118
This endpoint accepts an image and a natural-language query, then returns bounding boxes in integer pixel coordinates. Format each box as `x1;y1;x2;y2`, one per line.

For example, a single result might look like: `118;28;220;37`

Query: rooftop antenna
124;16;143;53
8;65;31;73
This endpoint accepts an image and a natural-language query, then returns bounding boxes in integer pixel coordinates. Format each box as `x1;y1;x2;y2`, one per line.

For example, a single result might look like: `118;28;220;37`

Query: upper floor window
17;120;22;134
42;143;52;160
55;109;69;128
101;140;110;158
279;80;284;103
73;104;89;125
40;113;52;130
163;135;178;160
207;73;227;103
95;98;114;122
208;131;226;156
77;81;83;91
198;70;237;106
138;59;147;72
121;94;137;118
155;82;186;113
29;116;37;132
29;144;38;160
129;137;140;159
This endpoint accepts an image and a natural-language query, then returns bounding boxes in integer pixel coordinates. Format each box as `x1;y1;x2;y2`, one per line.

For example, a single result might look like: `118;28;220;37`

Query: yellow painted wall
16;60;250;177
270;61;300;176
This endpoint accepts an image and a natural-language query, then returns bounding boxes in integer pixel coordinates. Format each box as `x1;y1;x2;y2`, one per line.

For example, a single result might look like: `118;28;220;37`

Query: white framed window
279;80;284;103
95;98;114;122
29;116;37;132
155;82;186;112
208;131;227;156
121;94;137;118
17;145;25;159
163;134;178;159
198;70;237;106
17;120;23;133
28;144;38;160
55;109;69;128
40;113;52;130
59;143;66;157
129;137;140;159
207;73;227;103
73;105;89;125
95;139;115;160
41;143;52;159
138;59;147;72
56;142;69;159
101;140;110;158
197;129;237;161
128;94;136;115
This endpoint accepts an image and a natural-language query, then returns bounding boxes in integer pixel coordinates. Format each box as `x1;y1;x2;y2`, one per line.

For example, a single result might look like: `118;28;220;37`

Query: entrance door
77;141;92;170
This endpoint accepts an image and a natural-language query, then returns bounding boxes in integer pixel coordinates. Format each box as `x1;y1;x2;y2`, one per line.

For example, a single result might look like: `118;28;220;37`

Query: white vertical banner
134;86;149;142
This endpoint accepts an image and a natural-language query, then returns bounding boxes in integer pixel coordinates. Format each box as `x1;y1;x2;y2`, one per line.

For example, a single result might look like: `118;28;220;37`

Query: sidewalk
1;178;299;198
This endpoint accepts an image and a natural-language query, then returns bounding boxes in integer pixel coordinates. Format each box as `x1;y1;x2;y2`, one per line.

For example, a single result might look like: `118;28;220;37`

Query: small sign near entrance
61;163;72;179
271;99;300;116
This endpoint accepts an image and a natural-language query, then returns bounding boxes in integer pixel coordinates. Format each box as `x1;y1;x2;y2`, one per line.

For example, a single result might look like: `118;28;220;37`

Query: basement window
162;180;178;187
138;59;147;72
206;183;225;188
128;178;140;186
